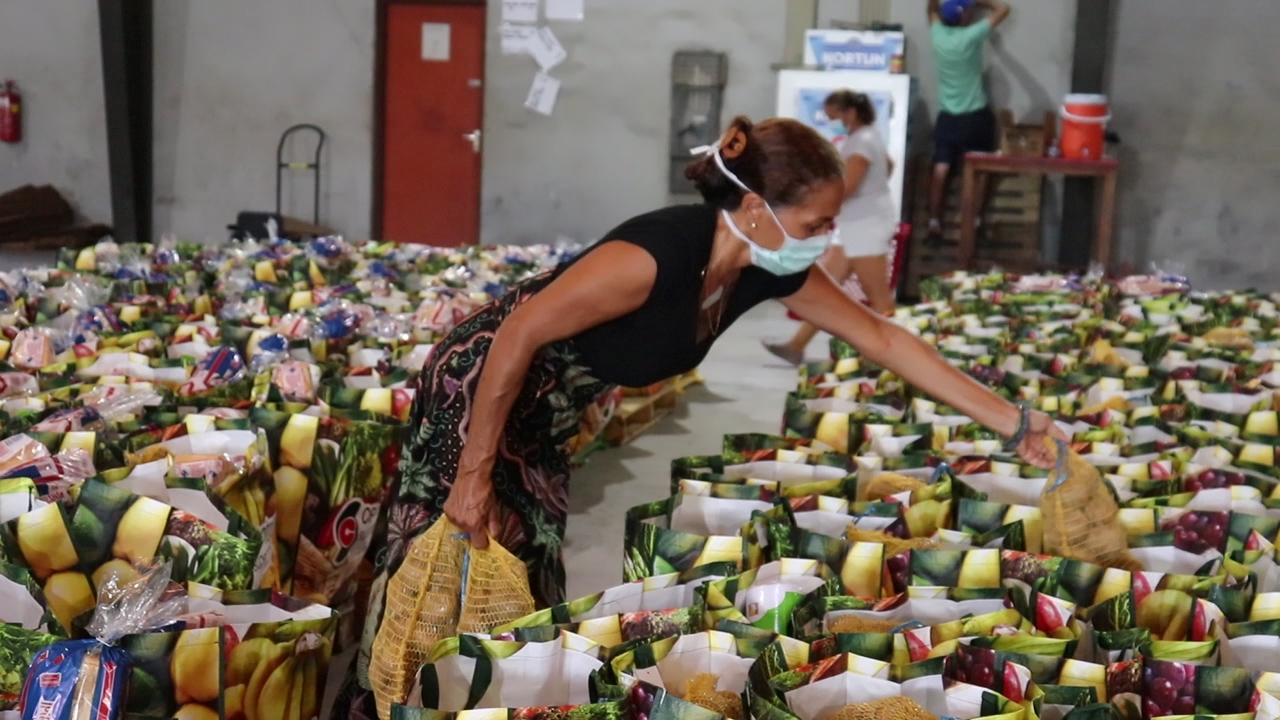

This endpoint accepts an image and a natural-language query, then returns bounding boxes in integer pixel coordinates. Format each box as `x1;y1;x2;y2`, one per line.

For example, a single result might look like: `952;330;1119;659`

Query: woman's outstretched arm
781;267;1065;465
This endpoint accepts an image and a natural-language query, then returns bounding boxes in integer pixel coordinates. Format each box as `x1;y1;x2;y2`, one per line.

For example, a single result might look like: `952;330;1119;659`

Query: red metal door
380;3;485;246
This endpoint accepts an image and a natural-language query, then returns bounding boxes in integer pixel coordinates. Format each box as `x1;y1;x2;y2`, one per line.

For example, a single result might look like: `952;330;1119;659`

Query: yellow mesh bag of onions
1040;439;1144;573
368;518;535;720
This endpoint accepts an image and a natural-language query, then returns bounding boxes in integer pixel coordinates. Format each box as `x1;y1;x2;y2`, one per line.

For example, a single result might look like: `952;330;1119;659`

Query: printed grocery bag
748;650;951;720
0;479;261;632
0;476;38;524
624;496;749;582
1086;587;1225;664
159;589;336;720
701;560;834;636
249;407;400;605
1104;658;1279;720
492;566;730;647
130;426;278;587
390;701;625;720
670;449;855;499
782;395;904;455
819;590;1083;666
604;630;761;720
1217;592;1280;673
405;632;605;714
792;586;1008;641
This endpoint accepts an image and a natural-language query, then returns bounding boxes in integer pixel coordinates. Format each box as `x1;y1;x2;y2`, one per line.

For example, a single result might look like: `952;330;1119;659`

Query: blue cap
940;0;975;25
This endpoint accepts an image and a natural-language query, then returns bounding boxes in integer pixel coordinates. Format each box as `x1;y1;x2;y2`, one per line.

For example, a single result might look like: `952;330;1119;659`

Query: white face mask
692;144;831;276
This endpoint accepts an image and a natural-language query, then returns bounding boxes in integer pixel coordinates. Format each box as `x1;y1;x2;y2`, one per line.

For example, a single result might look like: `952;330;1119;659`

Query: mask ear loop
689;142;755;196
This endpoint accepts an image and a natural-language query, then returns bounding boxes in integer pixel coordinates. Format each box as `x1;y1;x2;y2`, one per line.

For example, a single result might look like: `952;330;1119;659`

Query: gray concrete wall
477;0;791;245
0;1;375;243
0;1;109;224
152;0;375;242
1108;0;1280;290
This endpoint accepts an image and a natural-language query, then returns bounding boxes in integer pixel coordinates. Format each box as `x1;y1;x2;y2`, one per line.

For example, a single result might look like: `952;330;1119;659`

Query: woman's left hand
1014;410;1070;469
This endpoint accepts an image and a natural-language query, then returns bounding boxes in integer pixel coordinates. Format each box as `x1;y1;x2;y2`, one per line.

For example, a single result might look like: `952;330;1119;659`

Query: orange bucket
1059;94;1110;159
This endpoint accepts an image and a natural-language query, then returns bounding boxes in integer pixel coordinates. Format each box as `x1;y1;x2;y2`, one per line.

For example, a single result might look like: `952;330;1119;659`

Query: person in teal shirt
926;0;1010;244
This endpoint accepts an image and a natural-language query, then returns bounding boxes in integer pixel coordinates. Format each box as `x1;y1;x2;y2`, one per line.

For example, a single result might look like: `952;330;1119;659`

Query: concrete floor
562;301;808;600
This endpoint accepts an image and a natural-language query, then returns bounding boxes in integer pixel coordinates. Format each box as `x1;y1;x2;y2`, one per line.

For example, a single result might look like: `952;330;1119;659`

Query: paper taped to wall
545;0;585;21
502;0;539;24
525;72;561;116
529;26;567;71
420;22;451;62
500;23;538;55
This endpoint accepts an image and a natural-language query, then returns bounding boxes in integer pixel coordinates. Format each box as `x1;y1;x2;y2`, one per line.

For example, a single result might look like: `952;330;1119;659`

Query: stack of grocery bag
0;237;619;720
9;235;1280;720
390;270;1280;720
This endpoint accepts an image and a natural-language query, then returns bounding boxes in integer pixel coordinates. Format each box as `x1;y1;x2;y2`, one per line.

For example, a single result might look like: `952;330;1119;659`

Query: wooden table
959;153;1119;270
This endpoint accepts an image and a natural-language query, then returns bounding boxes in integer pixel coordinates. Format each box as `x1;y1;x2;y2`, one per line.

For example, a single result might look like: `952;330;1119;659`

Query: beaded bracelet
1002;404;1032;452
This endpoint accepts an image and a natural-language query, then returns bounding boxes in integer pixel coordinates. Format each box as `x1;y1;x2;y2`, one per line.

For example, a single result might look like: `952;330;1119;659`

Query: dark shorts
933;106;998;167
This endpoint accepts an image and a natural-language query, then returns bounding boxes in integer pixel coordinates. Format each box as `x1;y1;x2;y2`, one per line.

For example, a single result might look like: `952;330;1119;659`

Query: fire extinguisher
0;80;22;144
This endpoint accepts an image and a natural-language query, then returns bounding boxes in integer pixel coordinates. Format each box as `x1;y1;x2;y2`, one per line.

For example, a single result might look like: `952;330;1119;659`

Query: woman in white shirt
766;90;898;366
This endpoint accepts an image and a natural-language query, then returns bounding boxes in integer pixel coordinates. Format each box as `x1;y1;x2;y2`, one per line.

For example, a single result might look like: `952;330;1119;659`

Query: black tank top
550;204;810;388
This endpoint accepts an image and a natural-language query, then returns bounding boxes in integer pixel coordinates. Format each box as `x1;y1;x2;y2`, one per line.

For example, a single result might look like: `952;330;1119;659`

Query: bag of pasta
1040;439;1144;573
368;517;535;720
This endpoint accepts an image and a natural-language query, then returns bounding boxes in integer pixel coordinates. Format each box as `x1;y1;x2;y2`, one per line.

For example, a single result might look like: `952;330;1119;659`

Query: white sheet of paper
502;0;539;23
529;26;567;70
421;22;451;61
524;72;561;116
545;0;585;21
500;23;537;55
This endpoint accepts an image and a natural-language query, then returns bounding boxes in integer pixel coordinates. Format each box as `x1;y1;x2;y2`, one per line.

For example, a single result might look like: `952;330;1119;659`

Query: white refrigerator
776;69;915;217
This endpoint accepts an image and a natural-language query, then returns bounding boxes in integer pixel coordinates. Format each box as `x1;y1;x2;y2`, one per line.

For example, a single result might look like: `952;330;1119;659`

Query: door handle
462;129;482;154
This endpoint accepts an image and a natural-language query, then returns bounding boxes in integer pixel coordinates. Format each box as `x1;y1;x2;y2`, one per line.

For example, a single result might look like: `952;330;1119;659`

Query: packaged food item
18;561;186;720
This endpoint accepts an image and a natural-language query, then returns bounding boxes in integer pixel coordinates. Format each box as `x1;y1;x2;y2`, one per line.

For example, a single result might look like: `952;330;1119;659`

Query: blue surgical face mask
721;210;828;276
694;144;831;276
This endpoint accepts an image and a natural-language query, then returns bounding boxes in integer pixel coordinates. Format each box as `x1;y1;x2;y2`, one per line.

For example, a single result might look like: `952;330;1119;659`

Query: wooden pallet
673;369;703;392
605;381;679;446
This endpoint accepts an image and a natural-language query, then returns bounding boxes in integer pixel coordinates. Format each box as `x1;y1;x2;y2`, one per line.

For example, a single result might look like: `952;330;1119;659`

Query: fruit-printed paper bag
670;449;855;498
750;651;949;720
1104;658;1279;720
606;630;757;715
492;567;729;647
1086;589;1224;664
0;559;64;634
1217;592;1280;673
795;587;1008;641
624;497;748;582
389;701;626;720
128;589;337;720
148;427;278;587
0;478;262;631
823;592;1084;667
249;407;400;605
782;394;904;455
406;633;605;713
0;476;38;524
701;560;834;636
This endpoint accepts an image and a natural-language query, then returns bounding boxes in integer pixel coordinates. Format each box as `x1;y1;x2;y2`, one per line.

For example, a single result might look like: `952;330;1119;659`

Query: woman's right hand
443;467;501;549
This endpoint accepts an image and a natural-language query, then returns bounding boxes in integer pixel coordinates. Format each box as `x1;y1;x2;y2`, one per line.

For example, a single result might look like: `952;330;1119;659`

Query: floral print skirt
339;272;611;718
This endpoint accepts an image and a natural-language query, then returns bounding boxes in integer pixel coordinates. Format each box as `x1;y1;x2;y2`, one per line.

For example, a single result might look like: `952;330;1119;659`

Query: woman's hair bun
684;115;843;211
